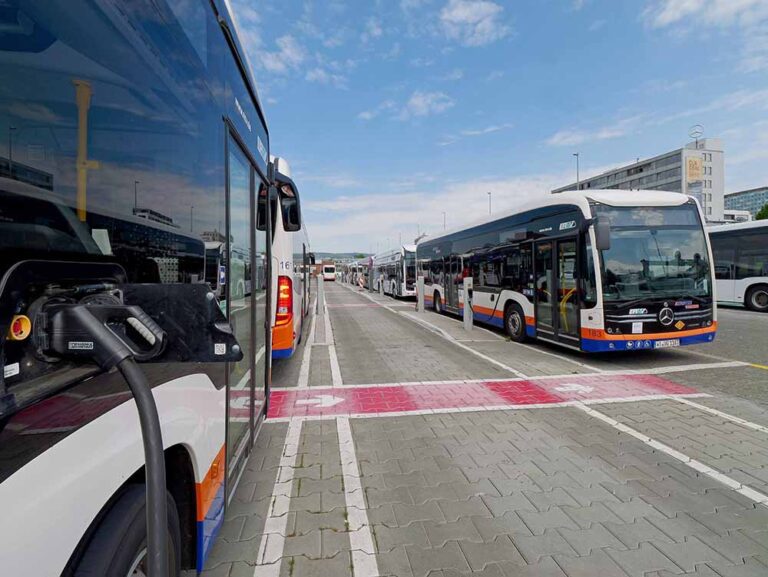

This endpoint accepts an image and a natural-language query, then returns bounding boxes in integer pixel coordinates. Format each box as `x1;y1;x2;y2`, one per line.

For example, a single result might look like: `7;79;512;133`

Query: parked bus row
417;190;717;352
0;1;310;575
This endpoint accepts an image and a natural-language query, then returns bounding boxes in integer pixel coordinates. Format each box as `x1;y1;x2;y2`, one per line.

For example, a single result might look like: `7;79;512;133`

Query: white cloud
305;67;348;88
486;70;504;81
644;0;768;28
410;57;435;67
589;19;606;31
644;0;768;72
305;172;570;252
442;68;465;81
399;90;455;119
439;122;514;145
546;116;642;147
439;0;510;47
259;35;306;74
357;100;397;120
361;17;384;43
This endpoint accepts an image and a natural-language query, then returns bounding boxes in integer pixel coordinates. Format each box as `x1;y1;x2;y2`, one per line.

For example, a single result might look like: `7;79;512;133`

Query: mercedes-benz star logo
658;307;675;326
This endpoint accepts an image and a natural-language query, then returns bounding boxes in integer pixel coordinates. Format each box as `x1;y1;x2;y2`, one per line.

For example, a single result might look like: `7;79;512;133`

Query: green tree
353;253;367;259
757;203;768;220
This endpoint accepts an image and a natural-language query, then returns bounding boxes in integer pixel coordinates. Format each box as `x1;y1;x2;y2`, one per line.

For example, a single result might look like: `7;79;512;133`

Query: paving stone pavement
351;407;768;577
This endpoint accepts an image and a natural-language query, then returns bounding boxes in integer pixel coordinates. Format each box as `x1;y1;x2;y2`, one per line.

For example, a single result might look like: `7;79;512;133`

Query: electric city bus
709;220;768;312
418;191;716;352
372;245;417;297
0;1;303;575
270;156;312;359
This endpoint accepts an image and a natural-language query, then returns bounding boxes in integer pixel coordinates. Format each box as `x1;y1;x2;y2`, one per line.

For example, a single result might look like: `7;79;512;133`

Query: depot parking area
199;281;768;577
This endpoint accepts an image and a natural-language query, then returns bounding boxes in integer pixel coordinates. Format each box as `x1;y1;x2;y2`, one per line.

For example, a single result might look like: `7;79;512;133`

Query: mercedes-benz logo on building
658;307;675;326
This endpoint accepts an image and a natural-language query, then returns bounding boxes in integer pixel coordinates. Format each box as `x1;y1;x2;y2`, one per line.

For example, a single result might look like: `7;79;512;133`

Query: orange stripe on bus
272;323;294;351
580;321;717;341
196;445;226;522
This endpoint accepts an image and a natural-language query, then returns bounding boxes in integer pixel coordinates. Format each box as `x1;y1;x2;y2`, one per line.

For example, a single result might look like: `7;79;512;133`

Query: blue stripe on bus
581;330;716;352
272;347;294;359
196;482;226;572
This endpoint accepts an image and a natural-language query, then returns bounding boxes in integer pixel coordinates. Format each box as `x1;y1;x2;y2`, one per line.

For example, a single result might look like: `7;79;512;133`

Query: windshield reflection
596;206;711;302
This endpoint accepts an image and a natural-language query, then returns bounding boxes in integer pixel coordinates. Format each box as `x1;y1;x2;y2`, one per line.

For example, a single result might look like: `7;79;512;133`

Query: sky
229;0;768;253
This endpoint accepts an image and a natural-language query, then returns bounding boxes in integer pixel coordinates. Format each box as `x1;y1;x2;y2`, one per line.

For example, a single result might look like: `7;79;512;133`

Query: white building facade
553;138;725;222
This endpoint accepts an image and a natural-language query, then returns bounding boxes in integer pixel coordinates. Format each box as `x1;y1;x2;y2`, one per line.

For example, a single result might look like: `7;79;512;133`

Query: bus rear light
276;276;293;326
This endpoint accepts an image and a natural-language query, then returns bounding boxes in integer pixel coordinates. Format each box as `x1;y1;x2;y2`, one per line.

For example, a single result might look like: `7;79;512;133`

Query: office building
552;138;725;222
724;186;768;218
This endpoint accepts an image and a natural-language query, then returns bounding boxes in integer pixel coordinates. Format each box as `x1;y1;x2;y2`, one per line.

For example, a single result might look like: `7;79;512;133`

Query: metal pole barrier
318;276;325;311
417;276;425;313
463;277;473;332
379;276;384;296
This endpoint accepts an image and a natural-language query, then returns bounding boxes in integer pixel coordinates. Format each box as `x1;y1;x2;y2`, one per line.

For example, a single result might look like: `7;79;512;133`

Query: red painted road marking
265;374;698;419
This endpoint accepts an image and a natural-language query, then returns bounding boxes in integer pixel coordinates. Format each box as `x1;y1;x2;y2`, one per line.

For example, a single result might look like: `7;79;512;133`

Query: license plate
654;339;680;349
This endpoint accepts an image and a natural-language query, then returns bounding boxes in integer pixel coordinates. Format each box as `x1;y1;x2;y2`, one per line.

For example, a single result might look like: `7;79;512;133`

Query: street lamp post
573;152;580;191
487;192;492;215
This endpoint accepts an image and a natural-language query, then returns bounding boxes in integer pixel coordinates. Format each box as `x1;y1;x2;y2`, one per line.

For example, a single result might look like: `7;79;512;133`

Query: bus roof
708;219;768;234
418;189;692;247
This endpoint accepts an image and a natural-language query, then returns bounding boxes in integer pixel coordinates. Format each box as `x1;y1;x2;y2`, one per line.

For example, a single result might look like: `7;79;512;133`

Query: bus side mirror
274;170;302;232
595;220;611;251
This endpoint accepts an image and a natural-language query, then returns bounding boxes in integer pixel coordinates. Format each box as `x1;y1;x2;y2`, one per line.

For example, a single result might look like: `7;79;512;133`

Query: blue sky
230;0;768;252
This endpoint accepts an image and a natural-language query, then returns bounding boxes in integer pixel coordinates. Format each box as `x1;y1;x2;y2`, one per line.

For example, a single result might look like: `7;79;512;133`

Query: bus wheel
74;485;181;577
505;303;528;342
746;285;768;312
434;292;442;313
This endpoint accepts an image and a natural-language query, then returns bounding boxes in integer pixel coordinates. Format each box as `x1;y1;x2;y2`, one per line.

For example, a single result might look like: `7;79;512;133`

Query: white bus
709;220;768;312
322;263;337;281
343;259;369;286
0;2;302;575
418;191;716;352
372;245;417;297
270;157;313;359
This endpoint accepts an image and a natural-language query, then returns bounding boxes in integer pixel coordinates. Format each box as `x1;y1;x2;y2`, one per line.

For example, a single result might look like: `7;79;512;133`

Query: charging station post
417;276;425;313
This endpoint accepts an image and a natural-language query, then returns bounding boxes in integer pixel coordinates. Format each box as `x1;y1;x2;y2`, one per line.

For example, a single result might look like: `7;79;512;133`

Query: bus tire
504;303;528;342
746;284;768;312
74;485;181;577
434;292;442;313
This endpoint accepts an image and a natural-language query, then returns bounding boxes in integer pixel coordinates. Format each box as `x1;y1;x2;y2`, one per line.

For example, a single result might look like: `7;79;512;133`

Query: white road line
514;340;605;373
253;419;303;577
323;300;343;387
399;312;527;378
672;397;768;435
265;393;711;423
270;361;741;391
337;417;380;576
296;311;316;389
575;402;768;509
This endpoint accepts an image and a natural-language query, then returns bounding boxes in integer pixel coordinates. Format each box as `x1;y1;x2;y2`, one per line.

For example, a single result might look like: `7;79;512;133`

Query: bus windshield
405;251;416;283
594;204;711;303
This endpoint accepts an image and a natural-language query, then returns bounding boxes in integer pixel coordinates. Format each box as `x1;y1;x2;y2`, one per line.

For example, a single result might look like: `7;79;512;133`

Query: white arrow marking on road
295;395;345;408
554;383;595;394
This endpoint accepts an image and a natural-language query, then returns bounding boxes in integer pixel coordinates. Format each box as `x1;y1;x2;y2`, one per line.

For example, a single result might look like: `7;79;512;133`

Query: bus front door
556;238;579;342
535;238;580;344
